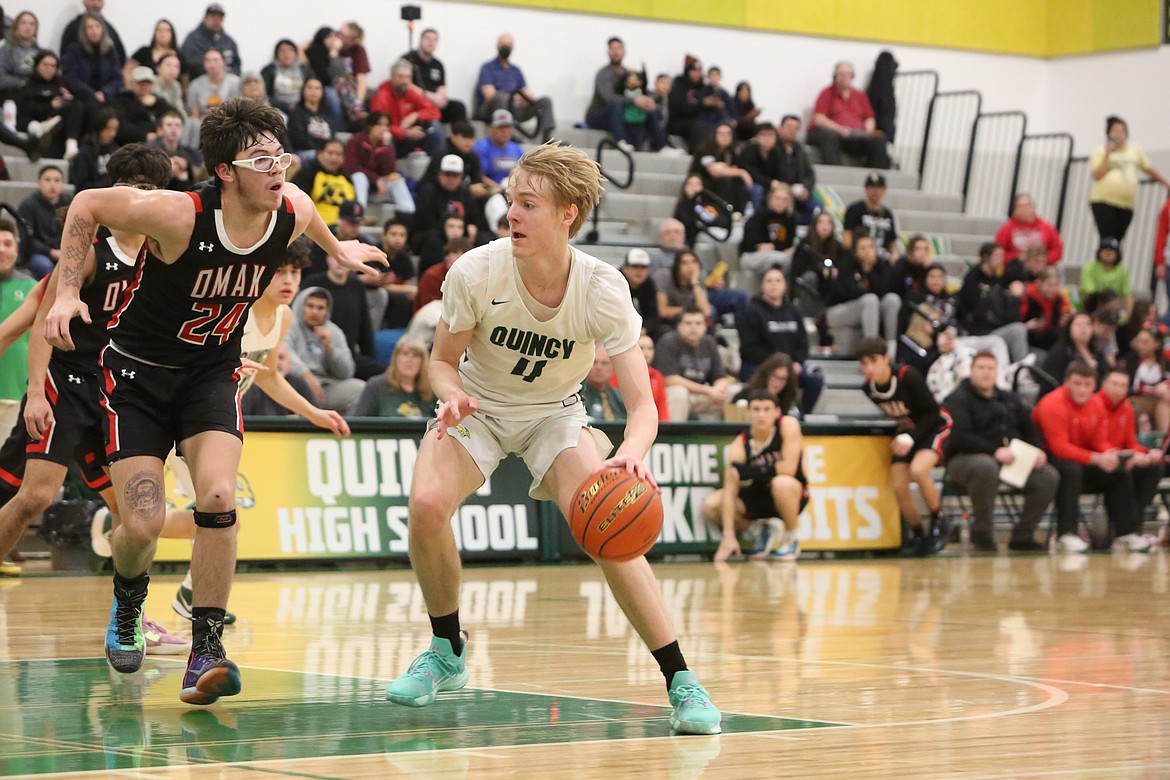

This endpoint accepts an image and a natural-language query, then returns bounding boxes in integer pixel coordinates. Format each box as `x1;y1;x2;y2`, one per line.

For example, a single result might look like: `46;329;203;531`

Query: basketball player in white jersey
160;236;351;623
385;143;721;735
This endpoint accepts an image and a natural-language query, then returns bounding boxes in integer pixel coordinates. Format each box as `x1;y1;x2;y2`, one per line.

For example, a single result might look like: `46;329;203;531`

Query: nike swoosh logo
491;298;508;305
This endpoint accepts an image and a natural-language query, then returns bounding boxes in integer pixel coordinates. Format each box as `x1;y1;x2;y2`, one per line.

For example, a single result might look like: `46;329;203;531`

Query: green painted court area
0;659;841;774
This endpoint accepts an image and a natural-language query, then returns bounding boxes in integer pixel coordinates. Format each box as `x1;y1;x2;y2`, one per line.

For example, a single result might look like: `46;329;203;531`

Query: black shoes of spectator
969;534;999;553
1007;537;1045;552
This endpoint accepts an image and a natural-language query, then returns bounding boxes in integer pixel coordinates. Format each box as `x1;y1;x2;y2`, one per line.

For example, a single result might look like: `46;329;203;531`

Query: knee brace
193;509;237;528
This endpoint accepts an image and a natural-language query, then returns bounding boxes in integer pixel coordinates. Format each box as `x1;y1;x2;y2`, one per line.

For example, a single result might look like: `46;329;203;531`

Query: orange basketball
569;467;663;562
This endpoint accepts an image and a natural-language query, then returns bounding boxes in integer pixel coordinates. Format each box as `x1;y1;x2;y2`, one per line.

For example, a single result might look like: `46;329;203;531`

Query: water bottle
2;100;15;131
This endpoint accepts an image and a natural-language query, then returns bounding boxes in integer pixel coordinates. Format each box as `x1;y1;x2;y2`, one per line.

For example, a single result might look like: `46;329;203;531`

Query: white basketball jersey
237;304;287;397
441;239;641;420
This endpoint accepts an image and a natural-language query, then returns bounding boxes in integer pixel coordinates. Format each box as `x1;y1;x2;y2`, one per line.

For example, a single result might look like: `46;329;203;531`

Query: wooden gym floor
1;553;1168;778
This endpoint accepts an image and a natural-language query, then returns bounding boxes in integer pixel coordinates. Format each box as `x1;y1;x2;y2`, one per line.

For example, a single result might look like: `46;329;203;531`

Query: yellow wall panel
464;0;1162;57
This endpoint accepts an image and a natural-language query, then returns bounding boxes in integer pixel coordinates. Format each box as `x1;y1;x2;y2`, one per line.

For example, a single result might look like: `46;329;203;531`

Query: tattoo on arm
61;215;97;290
124;471;164;520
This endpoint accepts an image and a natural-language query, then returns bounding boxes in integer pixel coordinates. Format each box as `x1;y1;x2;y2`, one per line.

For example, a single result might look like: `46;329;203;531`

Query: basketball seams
597;494;657;562
575;471;635;551
571;467;663;562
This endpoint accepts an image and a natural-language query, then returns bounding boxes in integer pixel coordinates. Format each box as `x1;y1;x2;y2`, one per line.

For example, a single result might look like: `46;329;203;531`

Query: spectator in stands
995;193;1063;265
422;121;487;195
337;22;371;107
16;51;68;158
657;249;711;329
738;266;824;413
611;333;669;422
654;306;735;421
473;108;522;226
1020;267;1071;350
1154;193;1170;309
61;13;124;161
0;12;40;98
60;0;126;64
843;171;899;262
286;287;365;414
1032;361;1142;553
1041;312;1109;387
370;59;442;157
734;353;800;418
738;183;797;290
891;234;932;298
1079;238;1132;317
153;52;182;111
306;197;379;277
673;174;727;247
856;337;950;555
704;67;733;124
691;121;751;214
807;61;890;169
0;220;35;449
18;165;70;280
292;138;355;227
825;234;900;346
619;248;664;339
1003;243;1048;295
303;233;381;380
739;122;783;212
417;213;467;278
705;389;805;562
957;242;1029;363
474;34;556;142
239;342;316;416
1098;366;1163;550
585;37;629;133
730;81;760;142
790;209;846;348
403;28;466;125
667;55;709;149
941;350;1057;552
415;236;471;312
650;217;688;273
412;155;483;259
611;68;668;152
186;48;240;125
287;77;333;160
149;109;203;185
866;51;898;143
261;39;309;115
1090;116;1167;243
302;27;349;131
69;107;119;191
652;72;671;127
180;3;240;78
582;345;626;421
367;218;417;329
352;336;435;418
126;19;182;79
110;66;175;144
776;115;818;225
344;111;415;216
1122;326;1170;434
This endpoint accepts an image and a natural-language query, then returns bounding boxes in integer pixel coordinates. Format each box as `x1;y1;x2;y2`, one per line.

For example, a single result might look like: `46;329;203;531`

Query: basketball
569;467;663;562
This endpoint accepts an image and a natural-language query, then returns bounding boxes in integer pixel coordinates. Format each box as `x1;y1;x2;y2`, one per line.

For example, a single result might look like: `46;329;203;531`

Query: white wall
35;0;1165;160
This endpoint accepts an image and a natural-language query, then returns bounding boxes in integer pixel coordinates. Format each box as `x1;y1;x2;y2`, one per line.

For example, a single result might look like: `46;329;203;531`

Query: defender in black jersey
44;98;385;705
856;337;951;555
703;389;807;562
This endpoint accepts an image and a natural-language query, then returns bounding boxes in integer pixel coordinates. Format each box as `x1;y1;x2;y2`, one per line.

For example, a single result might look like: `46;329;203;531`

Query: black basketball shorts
22;364;112;491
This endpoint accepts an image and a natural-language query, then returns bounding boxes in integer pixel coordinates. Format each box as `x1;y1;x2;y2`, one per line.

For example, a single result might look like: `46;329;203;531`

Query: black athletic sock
113;571;149;598
652;640;688;690
191;607;226;648
429;610;463;655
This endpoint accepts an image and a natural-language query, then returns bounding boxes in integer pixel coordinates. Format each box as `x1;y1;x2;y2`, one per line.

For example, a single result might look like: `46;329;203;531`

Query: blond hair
386;336;433;402
513;142;605;238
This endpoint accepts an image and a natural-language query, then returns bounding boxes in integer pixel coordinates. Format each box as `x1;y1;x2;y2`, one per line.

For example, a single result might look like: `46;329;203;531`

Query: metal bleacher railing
892;71;1168;294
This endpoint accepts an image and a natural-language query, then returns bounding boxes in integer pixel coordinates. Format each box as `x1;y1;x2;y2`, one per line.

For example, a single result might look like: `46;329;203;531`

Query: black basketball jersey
862;363;944;439
52;227;142;374
108;182;298;368
735;419;807;486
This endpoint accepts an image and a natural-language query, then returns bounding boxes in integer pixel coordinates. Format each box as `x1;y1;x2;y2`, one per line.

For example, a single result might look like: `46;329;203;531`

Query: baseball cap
1098;237;1120;252
131;66;156;84
439;154;464;175
864;171;887;188
491;109;514;128
338;201;365;223
206;3;226;15
624;248;650;267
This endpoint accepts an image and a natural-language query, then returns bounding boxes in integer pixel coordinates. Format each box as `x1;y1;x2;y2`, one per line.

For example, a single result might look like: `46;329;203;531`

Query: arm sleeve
842;203;861;231
942;395;996;456
1045;221;1064;263
413;91;441;122
1032;399;1094;465
811;88;832;121
324;327;356;379
994;222;1013;252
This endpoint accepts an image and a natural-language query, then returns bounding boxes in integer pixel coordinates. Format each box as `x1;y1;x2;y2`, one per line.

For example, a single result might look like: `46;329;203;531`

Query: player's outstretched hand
24;395;53;441
334;239;388;278
309;408;350;437
44;297;91;351
435;393;478;439
714;536;742;563
599;453;658;489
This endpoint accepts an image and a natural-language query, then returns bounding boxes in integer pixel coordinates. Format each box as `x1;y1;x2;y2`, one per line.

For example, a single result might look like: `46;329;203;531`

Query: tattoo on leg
124;472;163;520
